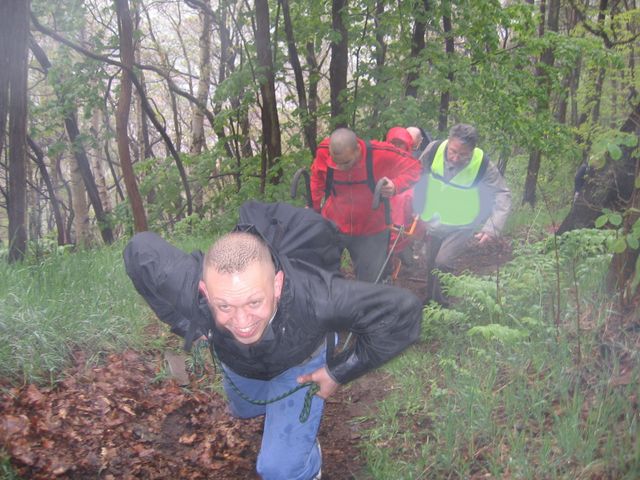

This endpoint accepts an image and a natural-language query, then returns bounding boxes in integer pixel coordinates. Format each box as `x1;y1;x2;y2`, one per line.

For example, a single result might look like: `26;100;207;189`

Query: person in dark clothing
573;161;592;202
407;126;433;159
123;204;422;480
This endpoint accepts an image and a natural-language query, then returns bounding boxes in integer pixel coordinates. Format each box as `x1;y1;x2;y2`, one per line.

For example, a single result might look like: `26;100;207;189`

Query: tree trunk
30;37;114;244
0;0;10;161
101;105;125;202
438;4;454;133
189;0;212;214
69;152;92;248
27;160;40;241
6;0;30;262
305;42;320;156
115;0;148;233
210;3;240;191
64;111;115;244
522;0;559;207
190;0;212;156
27;136;67;245
280;0;315;157
405;0;429;98
90;109;113;218
330;0;348;126
368;1;386;125
255;0;282;188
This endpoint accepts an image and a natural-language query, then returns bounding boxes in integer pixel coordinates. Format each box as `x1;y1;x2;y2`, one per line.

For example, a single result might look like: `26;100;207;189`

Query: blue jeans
221;345;326;480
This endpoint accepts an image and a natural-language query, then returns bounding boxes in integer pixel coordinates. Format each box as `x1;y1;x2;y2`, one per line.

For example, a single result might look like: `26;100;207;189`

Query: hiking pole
372;178;396;284
291;167;313;208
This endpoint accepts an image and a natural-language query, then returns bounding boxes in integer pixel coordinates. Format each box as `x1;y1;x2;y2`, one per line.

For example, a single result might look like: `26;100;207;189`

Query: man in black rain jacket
123;201;422;480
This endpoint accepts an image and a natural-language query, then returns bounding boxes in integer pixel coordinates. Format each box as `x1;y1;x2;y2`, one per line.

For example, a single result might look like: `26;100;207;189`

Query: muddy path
0;349;390;480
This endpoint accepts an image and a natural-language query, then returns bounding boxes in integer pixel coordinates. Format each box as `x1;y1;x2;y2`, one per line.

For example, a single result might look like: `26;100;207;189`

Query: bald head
406;127;422;149
203;231;275;276
329;128;358;155
328;128;360;171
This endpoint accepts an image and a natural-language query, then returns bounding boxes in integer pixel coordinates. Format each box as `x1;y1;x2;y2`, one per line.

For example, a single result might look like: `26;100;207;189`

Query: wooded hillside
1;0;639;300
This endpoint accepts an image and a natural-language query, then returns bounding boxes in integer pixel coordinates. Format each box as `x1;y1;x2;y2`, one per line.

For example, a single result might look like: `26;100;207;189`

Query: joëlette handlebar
291;167;313;208
372;178;391;225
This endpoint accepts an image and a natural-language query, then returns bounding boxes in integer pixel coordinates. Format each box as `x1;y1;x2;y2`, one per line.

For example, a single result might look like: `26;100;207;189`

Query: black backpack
237;200;342;273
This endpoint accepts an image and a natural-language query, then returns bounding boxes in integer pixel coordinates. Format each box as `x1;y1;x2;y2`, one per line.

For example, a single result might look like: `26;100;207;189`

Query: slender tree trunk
255;0;282;188
210;3;239;191
570;57;582;127
115;0;148;233
27;136;67;245
305;42;319;156
133;26;153;163
405;0;429;98
69;152;92;247
330;0;348;126
27;161;40;241
190;0;212;156
368;1;386;125
102;105;125;202
90;109;112;216
438;3;454;133
280;0;315;156
6;0;30;262
523;0;559;207
0;0;10;161
64;111;114;244
189;0;212;214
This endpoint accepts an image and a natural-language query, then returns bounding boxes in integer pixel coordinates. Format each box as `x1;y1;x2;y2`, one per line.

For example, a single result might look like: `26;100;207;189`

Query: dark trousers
424;227;475;304
338;229;390;282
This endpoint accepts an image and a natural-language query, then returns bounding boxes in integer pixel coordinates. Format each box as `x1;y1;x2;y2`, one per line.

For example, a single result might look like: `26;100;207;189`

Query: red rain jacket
310;137;421;236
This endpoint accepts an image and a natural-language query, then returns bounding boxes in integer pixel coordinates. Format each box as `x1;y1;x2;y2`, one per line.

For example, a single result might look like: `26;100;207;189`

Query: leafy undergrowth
360;229;640;479
0;348;379;480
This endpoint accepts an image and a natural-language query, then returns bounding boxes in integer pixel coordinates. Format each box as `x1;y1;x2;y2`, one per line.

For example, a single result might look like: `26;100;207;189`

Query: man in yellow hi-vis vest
413;124;512;305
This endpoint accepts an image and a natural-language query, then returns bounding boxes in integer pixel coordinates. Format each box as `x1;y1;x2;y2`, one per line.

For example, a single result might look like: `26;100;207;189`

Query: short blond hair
204;231;274;275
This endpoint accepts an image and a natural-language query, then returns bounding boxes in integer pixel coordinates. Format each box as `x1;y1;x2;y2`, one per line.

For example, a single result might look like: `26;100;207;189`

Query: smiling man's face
200;260;283;345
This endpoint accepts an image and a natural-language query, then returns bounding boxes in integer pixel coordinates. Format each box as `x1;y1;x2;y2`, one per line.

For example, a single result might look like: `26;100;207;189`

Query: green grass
0;236;211;385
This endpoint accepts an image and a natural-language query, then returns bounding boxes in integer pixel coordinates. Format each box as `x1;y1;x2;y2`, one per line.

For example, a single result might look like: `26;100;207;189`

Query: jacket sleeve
377;146;421;194
123;232;205;349
310;141;330;212
315;273;422;384
478;161;512;236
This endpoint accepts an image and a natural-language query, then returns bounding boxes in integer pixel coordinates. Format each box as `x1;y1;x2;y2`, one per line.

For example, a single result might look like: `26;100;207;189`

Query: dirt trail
0;349;390;479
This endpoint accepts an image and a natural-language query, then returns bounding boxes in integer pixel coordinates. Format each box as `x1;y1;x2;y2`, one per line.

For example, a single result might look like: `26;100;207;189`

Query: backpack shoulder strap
364;140;375;193
324;167;335;201
471;152;490;187
324;140;374;199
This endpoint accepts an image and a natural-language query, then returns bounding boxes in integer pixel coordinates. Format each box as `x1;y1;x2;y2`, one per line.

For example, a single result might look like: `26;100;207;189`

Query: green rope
207;342;320;423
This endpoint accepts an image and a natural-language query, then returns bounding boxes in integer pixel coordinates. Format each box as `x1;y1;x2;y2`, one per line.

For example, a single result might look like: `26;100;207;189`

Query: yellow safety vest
420;140;484;226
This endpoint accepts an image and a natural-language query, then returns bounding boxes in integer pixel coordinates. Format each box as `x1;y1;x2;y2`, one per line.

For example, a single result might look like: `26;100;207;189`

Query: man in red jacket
310;128;421;281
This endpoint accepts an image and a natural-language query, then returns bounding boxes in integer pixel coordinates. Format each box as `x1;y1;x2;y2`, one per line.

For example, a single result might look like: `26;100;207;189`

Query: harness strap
324;141;375;202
